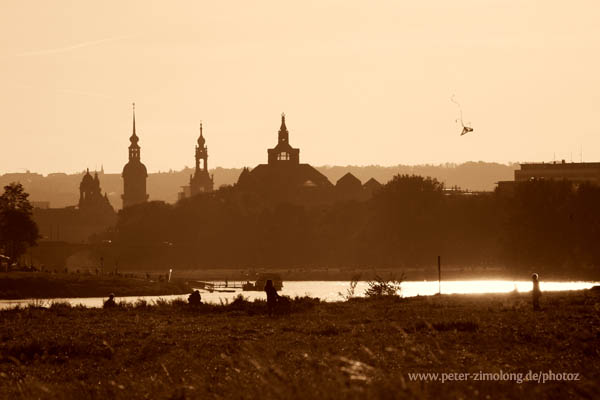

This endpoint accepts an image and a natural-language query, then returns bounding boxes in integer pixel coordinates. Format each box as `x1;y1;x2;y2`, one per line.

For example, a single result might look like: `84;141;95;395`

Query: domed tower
122;103;148;209
79;169;113;212
189;122;214;196
79;169;95;205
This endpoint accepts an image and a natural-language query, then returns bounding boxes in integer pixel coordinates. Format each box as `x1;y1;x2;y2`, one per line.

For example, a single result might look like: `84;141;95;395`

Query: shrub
134;299;149;308
365;273;404;298
49;301;71;311
290;296;320;312
27;299;47;309
170;298;187;307
152;298;169;307
228;294;260;314
230;294;248;306
338;274;361;301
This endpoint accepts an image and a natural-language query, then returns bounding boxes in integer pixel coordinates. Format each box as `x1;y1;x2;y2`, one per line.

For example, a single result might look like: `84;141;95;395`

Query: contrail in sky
8;83;115;100
15;35;135;57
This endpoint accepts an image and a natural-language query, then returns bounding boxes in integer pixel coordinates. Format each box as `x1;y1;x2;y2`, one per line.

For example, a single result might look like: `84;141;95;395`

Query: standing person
532;273;541;311
264;280;279;316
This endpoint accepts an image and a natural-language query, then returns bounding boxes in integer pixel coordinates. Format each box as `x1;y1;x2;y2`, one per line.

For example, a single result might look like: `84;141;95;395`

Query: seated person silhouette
103;293;116;308
188;290;202;306
264;280;280;316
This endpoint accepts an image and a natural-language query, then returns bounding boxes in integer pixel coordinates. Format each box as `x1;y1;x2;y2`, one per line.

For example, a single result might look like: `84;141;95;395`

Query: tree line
102;175;600;276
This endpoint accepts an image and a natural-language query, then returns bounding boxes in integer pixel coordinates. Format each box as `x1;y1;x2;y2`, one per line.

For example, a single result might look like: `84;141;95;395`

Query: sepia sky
1;0;599;174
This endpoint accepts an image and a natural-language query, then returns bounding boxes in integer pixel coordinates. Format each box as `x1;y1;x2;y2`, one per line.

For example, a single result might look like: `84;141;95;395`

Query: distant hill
0;162;517;209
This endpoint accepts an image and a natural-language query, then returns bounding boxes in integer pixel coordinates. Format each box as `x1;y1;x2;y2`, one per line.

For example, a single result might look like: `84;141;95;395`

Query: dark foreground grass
0;291;599;399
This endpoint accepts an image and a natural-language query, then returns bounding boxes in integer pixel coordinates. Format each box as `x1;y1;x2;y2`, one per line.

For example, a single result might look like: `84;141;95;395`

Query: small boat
242;273;283;291
194;281;214;290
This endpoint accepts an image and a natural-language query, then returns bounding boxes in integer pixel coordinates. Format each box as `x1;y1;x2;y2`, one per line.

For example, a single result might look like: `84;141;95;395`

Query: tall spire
190;120;213;195
128;103;140;162
130;102;139;146
197;121;205;146
278;112;289;144
122;102;148;209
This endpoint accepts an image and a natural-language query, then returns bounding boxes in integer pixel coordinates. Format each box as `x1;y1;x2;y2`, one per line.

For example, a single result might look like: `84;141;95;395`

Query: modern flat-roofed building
514;160;600;184
496;160;600;195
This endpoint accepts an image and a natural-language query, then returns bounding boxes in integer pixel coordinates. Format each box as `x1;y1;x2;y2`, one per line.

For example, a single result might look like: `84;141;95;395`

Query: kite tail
451;95;465;127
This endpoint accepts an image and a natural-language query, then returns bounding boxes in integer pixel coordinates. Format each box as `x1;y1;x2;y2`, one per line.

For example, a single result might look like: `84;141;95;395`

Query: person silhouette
531;273;541;311
103;293;116;308
188;290;201;306
264;280;279;316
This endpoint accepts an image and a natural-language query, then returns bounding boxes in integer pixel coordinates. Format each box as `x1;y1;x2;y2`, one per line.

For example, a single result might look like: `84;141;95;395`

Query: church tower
122;103;148;209
267;113;300;165
189;122;214;195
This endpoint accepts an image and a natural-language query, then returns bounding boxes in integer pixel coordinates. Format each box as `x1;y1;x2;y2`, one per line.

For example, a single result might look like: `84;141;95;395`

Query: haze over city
2;0;599;175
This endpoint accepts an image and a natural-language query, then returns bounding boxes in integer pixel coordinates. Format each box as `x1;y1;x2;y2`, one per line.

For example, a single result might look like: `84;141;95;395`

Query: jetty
193;281;244;293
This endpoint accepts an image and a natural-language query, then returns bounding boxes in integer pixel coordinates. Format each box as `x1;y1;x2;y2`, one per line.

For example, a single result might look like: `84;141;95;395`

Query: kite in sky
451;95;474;136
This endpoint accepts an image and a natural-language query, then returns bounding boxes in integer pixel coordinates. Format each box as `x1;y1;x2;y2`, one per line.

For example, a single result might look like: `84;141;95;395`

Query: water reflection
0;280;597;309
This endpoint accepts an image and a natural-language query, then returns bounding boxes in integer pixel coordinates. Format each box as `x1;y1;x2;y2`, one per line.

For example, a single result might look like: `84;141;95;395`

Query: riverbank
0;272;191;300
174;266;600;282
1;290;598;399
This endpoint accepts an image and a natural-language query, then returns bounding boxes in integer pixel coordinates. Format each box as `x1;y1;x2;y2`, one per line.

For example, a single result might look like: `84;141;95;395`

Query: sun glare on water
398;280;597;298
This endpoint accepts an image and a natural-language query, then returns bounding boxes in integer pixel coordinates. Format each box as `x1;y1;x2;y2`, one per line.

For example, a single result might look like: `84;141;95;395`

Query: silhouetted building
335;173;365;201
236;114;383;205
78;169;113;213
122;103;149;209
179;123;214;200
334;174;383;202
514;160;600;184
236;114;333;204
497;160;600;195
32;170;116;244
31;201;50;210
363;178;382;197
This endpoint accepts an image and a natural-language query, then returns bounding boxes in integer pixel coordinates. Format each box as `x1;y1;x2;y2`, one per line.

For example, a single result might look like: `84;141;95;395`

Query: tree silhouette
0;183;39;264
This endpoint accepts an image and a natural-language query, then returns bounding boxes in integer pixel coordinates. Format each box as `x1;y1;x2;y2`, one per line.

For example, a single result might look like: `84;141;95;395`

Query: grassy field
0;272;190;300
0;290;599;399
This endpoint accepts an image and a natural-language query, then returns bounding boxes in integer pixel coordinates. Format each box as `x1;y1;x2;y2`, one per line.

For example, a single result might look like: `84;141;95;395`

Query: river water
0;280;597;309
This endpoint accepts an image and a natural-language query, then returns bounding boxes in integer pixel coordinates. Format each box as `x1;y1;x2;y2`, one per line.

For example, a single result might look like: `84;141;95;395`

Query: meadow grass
0;291;599;399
